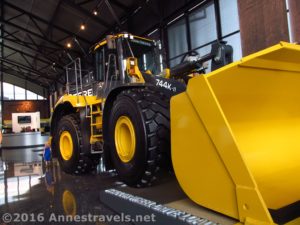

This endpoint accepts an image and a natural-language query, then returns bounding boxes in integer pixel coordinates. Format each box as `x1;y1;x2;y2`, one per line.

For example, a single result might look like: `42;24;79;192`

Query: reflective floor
0;146;239;225
0;147;133;225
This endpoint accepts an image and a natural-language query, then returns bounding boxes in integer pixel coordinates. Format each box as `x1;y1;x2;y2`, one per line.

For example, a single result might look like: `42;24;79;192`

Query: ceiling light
66;42;72;48
93;10;98;16
80;23;86;30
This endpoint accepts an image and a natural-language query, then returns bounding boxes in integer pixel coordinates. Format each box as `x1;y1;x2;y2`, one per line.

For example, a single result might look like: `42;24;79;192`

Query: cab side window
95;47;105;81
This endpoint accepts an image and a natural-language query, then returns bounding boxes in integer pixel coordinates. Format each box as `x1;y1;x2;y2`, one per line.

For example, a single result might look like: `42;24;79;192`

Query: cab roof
93;33;154;51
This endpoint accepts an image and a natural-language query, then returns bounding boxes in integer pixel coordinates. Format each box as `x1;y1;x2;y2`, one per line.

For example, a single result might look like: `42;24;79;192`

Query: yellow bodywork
55;94;101;108
55;95;103;144
126;57;145;83
171;42;300;225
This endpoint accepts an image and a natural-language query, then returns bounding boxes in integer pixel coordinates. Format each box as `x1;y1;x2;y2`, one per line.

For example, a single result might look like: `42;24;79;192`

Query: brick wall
238;0;289;56
3;100;50;120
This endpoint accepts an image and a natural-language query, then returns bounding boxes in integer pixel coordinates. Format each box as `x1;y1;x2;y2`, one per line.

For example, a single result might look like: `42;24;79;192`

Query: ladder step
91;111;102;115
92;134;103;138
91;149;103;154
91;123;102;126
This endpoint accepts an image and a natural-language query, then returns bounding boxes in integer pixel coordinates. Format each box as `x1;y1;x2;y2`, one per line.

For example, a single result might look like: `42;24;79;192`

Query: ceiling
0;0;201;93
0;0;153;91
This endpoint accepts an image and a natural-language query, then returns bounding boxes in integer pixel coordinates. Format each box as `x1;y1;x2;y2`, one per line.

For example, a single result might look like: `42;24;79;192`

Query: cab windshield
122;38;162;75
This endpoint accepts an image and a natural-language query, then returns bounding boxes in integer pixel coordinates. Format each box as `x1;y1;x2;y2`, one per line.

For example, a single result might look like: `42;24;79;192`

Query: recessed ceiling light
80;23;86;30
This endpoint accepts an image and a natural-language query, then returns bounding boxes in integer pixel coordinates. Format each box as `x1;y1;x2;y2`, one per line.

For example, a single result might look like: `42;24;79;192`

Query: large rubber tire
108;87;170;187
54;114;93;174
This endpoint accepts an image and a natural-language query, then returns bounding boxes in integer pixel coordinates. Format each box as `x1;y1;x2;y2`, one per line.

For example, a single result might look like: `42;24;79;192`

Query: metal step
91;122;102;126
91;111;102;115
91;134;103;138
91;141;103;154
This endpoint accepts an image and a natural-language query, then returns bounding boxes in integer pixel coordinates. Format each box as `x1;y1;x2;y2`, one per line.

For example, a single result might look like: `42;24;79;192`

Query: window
27;90;38;100
95;47;105;82
219;0;240;36
37;95;45;100
167;0;242;68
223;32;242;61
168;16;188;67
1;82;45;100
169;57;182;68
196;45;213;72
189;2;217;49
3;83;14;100
123;38;163;75
14;86;25;100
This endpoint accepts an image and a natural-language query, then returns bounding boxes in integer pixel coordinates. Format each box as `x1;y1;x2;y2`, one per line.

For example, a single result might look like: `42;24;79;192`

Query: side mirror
211;41;233;71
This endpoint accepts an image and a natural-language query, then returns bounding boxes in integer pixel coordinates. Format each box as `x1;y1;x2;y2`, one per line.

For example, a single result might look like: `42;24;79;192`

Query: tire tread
115;87;170;187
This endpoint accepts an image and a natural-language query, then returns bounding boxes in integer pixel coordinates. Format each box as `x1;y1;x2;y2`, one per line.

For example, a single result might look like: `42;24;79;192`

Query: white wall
12;112;41;133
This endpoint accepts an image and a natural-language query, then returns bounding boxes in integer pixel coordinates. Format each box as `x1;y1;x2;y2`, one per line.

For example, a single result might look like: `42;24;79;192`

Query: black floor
0;147;188;225
0;147;138;225
0;147;238;225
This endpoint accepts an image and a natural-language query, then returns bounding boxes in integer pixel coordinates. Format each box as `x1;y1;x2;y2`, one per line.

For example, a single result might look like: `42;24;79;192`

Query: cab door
94;38;125;100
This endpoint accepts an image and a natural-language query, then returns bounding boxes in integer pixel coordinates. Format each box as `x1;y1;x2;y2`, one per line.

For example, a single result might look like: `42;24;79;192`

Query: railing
65;58;82;97
65;58;94;120
65;58;94;101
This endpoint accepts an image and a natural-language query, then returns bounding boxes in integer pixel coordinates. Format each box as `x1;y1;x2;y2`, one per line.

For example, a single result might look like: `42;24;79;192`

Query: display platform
1;132;49;150
99;175;237;225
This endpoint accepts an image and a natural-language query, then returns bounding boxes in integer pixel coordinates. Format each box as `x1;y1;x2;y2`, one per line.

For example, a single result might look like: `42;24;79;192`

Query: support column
288;0;300;43
238;0;289;56
0;0;4;127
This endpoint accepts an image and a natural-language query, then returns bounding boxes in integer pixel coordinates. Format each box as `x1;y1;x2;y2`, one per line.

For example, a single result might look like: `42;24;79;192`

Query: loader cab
93;34;163;98
121;36;163;75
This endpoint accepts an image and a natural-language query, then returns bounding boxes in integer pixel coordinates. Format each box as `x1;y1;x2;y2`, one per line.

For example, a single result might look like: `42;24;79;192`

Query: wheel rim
62;190;76;216
59;131;73;161
114;116;136;163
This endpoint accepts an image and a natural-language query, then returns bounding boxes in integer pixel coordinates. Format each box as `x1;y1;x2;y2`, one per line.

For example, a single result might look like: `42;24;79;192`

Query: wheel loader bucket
171;42;300;225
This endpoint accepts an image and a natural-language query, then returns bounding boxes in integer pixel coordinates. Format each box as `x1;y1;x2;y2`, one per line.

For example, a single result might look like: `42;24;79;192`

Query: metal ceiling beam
3;21;80;66
45;0;64;41
2;19;65;49
4;32;42;52
1;58;56;82
78;0;94;6
6;12;25;22
62;0;111;28
4;35;59;52
4;1;92;45
3;30;18;38
29;16;48;39
4;50;18;59
23;32;69;63
31;0;64;71
140;0;161;19
3;42;57;67
1;65;49;88
110;0;130;11
3;63;40;79
96;0;152;41
20;53;35;69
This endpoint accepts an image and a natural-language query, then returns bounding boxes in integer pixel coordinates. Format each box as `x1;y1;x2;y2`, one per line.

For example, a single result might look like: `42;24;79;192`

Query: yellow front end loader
50;32;299;224
171;42;300;225
50;33;232;187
